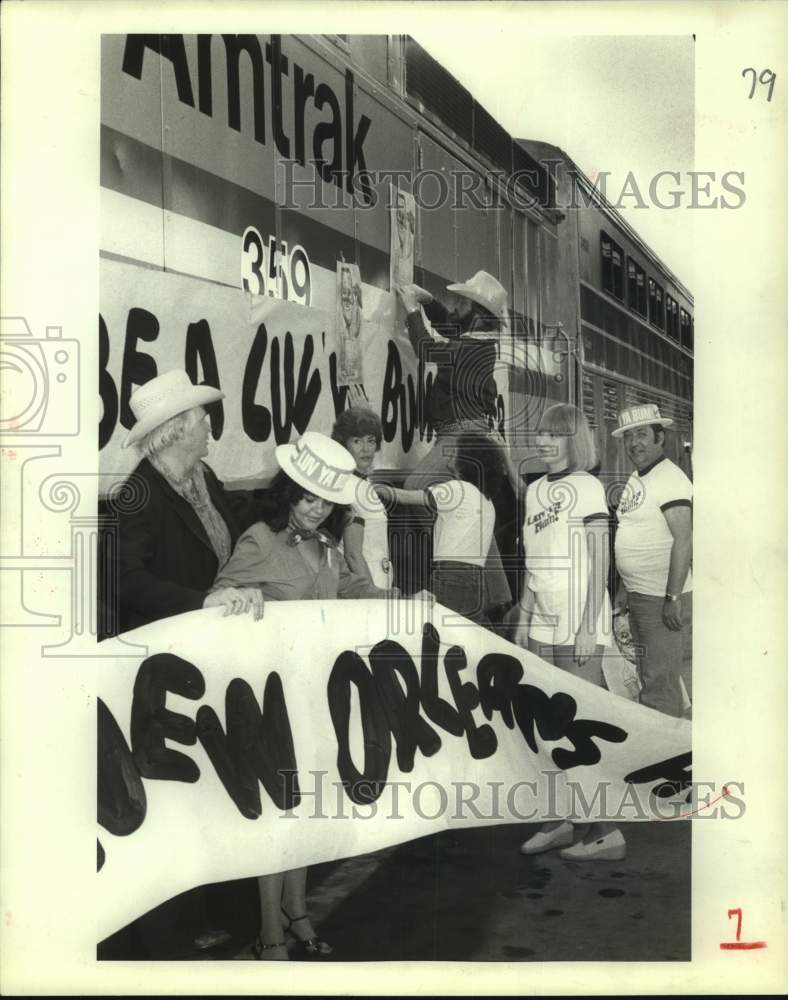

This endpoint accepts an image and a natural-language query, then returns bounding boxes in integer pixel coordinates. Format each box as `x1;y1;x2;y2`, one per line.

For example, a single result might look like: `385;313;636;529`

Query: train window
627;258;647;316
582;328;601;367
600;232;623;300
665;295;679;339
648;278;665;329
680;308;693;350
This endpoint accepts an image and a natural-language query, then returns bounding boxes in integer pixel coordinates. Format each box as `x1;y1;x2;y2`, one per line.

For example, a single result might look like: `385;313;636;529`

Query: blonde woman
504;404;625;862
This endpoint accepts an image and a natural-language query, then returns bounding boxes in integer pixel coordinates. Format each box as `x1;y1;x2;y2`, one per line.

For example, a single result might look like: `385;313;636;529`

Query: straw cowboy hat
275;432;359;505
611;402;674;438
446;270;508;318
123;370;224;448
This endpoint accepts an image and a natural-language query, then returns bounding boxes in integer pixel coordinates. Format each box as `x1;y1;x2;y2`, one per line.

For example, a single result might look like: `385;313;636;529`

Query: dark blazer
110;458;251;634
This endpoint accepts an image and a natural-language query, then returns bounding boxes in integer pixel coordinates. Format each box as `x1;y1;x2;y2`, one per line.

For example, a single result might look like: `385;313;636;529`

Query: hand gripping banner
97;601;691;939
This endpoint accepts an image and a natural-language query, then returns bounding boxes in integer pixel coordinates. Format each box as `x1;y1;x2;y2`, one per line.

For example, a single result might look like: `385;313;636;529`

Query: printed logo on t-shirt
526;500;563;534
618;487;644;515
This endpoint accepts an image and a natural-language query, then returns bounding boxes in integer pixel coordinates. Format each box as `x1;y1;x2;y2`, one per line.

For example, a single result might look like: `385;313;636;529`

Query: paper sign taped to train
97;600;692;939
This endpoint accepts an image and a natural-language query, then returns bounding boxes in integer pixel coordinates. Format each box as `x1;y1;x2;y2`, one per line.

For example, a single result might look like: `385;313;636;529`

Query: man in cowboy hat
109;368;263;635
395;270;506;442
612;404;693;718
394;271;512;610
99;370;265;959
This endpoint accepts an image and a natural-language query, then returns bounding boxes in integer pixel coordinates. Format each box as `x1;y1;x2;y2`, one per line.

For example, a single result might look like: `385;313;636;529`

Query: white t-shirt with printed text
428;480;495;565
615;456;693;597
524;471;609;594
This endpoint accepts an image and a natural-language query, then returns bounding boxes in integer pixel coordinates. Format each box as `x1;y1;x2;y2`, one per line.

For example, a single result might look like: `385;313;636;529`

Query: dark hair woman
425;431;505;625
330;400;394;589
210;431;397;961
374;431;505;625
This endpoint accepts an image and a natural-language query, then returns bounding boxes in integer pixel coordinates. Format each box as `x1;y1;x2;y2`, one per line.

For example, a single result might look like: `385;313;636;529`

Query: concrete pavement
232;820;690;962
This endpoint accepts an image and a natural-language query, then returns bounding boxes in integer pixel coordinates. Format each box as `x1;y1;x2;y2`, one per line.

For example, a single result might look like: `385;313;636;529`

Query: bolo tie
287;526;337;567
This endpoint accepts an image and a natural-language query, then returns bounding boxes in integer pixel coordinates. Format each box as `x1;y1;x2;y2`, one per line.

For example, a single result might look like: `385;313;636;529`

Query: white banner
99;257;443;485
98;601;691;939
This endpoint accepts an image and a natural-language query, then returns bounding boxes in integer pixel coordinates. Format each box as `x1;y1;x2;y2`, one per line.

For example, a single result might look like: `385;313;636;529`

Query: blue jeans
627;591;693;718
432;561;490;625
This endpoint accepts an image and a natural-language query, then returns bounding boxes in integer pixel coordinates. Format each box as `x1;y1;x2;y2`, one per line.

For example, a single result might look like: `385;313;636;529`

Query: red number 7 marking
720;908;766;950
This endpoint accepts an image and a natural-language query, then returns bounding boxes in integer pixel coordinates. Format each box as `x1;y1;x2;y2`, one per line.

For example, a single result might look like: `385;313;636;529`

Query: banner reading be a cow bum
98;601;691;939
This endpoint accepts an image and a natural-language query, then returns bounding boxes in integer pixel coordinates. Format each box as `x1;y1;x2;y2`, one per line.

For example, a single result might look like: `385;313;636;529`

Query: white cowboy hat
611;403;674;438
446;270;508;318
122;370;224;448
275;432;359;505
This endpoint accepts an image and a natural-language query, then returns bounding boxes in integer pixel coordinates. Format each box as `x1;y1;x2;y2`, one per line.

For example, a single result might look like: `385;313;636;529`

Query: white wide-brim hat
612;403;674;438
446;270;508;318
123;370;224;448
275;432;359;505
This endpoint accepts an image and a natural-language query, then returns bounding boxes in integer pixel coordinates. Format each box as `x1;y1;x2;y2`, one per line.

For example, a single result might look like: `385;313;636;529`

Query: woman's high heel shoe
252;936;288;961
281;908;333;959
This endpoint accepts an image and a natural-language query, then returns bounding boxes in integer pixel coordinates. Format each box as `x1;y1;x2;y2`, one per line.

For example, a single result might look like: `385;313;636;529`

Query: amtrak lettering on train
122;34;374;203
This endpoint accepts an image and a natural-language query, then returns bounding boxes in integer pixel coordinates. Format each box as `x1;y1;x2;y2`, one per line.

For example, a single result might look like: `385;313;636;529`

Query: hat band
293;441;350;494
619;405;663;429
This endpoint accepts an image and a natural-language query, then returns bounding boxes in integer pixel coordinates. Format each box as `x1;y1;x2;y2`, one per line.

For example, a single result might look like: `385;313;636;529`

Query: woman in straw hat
502;403;625;862
114;369;262;633
211;431;399;960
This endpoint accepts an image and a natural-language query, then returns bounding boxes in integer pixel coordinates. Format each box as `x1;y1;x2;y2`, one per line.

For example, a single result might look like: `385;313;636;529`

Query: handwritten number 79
742;68;776;101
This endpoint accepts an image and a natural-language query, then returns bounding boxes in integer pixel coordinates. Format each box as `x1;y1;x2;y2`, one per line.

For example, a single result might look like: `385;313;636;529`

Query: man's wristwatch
664;592;680;602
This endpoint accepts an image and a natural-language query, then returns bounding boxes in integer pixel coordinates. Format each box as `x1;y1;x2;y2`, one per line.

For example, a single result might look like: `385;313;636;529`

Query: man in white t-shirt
613;404;692;718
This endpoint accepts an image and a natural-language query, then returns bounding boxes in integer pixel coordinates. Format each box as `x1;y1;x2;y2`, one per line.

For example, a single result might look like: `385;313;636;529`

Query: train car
99;33;692;603
98;32;694;956
516;139;694;480
98;34;572;490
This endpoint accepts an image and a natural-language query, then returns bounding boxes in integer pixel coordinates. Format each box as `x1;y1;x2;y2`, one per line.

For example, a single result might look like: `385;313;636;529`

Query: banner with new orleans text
98;601;692;939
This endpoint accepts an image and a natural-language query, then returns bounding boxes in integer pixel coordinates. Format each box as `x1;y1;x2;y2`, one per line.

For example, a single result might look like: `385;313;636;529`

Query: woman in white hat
211;431;398;960
114;369;262;635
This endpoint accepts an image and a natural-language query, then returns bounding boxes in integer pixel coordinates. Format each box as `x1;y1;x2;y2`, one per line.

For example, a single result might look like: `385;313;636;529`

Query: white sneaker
519;821;574;855
559;829;626;862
